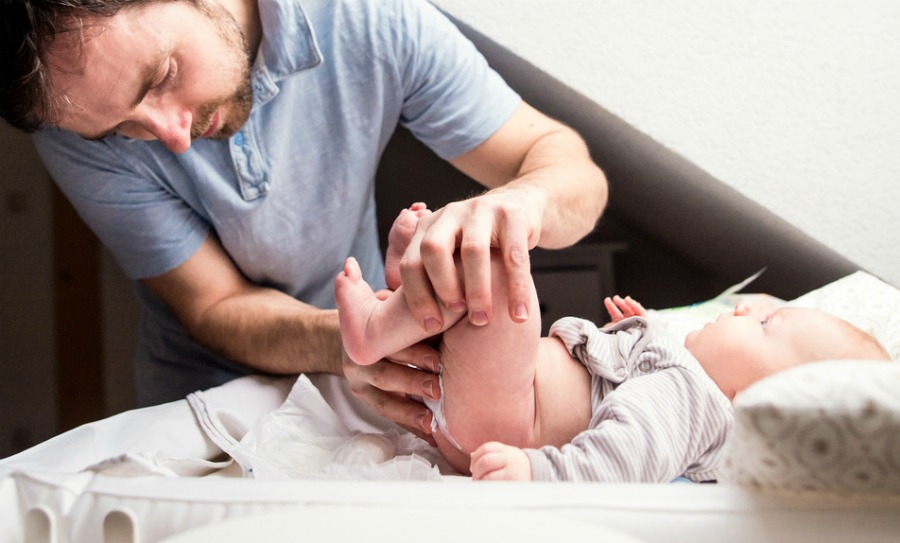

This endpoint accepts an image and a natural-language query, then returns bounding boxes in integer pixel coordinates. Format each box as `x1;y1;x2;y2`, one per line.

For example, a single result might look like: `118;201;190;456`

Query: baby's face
684;306;844;400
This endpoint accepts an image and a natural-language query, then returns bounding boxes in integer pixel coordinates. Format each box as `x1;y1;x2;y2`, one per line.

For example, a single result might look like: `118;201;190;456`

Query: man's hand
342;341;441;445
398;101;606;334
399;191;540;332
470;441;532;481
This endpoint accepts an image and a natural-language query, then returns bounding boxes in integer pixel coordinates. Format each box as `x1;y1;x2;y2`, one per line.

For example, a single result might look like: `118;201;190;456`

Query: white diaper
423;375;462;450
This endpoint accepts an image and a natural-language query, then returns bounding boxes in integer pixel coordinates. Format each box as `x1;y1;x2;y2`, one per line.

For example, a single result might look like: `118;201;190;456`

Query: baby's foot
335;257;386;365
336;255;453;366
385;203;430;291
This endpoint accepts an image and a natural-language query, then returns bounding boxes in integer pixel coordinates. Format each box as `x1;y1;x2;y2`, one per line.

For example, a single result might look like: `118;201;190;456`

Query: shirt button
639;360;652;372
233;132;245;146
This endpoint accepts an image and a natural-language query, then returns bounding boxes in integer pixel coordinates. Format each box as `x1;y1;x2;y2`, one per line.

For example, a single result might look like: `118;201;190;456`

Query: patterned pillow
720;272;900;494
720;360;900;494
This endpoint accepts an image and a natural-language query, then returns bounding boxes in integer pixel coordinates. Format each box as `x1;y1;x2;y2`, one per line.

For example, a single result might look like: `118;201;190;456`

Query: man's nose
733;304;751;317
139;103;193;154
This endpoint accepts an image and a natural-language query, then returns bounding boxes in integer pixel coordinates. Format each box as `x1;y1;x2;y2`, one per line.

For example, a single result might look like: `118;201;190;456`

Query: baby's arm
603;295;646;326
470;442;532;481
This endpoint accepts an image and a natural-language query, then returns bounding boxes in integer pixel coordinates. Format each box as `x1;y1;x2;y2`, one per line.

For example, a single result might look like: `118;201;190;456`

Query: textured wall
433;0;900;287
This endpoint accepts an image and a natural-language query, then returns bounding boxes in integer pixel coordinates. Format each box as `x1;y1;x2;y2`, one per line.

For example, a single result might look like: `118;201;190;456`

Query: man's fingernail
471;311;488;326
515;304;528;320
423;354;441;373
422;379;436;400
416;413;427;430
424;317;442;333
449;301;466;312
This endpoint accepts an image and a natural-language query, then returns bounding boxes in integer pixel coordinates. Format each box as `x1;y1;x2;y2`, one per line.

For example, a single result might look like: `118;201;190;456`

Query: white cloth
190;375;453;480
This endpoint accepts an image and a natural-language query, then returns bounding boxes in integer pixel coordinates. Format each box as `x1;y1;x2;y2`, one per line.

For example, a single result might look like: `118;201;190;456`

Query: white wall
433;0;900;287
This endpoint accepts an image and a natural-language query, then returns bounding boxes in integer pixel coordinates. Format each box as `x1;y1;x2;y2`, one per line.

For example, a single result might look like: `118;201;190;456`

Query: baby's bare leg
338;249;581;475
335;257;464;365
336;204;447;365
431;251;543;474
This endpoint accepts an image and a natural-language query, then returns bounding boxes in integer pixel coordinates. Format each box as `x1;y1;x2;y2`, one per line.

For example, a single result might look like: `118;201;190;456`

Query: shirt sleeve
525;367;732;482
32;129;209;279
384;0;521;160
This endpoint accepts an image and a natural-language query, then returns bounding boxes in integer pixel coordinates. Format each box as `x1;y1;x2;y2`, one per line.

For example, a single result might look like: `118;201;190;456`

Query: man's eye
760;319;769;329
155;59;178;89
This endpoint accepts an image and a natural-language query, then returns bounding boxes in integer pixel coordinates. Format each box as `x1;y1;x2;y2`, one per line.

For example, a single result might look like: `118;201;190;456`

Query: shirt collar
256;0;322;79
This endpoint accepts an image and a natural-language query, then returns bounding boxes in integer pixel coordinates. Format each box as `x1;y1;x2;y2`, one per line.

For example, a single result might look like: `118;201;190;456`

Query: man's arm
398;101;607;330
143;233;438;436
141;234;343;375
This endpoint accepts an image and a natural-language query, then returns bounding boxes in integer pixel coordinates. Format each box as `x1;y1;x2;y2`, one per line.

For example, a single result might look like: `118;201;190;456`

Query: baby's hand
470;441;532;481
603;295;646;325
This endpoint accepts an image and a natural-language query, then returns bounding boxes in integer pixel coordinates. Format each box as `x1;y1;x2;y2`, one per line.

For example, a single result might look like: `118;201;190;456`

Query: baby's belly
533;337;593;448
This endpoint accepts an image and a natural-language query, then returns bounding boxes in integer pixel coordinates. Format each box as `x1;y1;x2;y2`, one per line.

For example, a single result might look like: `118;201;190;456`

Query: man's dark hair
0;0;158;132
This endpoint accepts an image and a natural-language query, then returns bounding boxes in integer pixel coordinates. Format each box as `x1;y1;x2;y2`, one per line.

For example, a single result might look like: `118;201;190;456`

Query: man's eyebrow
80;54;168;141
132;53;168;108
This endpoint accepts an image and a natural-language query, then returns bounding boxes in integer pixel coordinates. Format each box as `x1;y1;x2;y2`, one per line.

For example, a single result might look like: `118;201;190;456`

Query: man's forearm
509;124;607;249
189;287;345;375
452;102;608;251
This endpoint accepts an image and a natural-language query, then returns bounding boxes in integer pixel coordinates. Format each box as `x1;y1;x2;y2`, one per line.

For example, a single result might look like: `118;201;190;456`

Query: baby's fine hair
830;317;891;362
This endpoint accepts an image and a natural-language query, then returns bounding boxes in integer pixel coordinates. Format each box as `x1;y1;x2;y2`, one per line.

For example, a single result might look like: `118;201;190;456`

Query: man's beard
189;0;255;141
190;76;253;140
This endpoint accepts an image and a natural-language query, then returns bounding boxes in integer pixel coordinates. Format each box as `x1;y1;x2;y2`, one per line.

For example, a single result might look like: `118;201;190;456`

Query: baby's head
685;305;890;400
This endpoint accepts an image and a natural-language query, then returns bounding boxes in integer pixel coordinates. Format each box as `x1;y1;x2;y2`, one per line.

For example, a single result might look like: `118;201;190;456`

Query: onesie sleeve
525;367;733;482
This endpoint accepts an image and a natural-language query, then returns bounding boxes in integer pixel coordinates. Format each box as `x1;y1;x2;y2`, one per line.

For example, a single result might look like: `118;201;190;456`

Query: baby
335;205;890;481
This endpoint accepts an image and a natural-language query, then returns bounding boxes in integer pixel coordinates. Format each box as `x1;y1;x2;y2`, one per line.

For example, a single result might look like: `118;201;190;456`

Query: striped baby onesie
524;316;734;482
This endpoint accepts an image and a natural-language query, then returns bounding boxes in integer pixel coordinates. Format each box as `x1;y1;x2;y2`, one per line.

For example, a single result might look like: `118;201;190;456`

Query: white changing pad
161;506;647;543
3;271;900;543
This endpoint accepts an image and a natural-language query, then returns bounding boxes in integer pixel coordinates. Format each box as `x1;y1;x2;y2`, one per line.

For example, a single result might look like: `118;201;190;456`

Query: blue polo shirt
33;0;520;405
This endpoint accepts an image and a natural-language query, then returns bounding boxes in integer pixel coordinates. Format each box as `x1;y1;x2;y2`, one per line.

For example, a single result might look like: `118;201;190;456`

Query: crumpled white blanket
83;451;233;477
189;375;452;481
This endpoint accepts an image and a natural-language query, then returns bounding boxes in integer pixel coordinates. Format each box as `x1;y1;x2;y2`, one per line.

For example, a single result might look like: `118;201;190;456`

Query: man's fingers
497;208;532;323
457;209;493;326
397;410;436;445
400;207;473;333
383;341;442;374
417;210;467;314
399;231;445;334
344;355;439;402
344;364;433;434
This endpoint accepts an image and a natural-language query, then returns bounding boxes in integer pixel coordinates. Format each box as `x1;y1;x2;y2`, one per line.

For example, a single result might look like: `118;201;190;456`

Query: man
0;0;607;437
